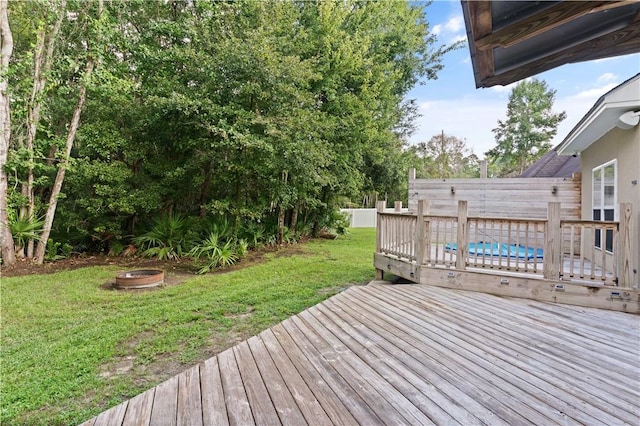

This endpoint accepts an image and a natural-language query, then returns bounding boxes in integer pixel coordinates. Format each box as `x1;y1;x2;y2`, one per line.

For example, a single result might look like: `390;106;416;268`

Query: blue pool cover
445;242;544;260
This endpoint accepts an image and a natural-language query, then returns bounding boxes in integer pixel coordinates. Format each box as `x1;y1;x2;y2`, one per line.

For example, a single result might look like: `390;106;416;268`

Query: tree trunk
289;201;299;234
199;161;212;217
24;3;66;259
34;60;95;263
0;0;16;266
34;0;101;263
277;204;285;245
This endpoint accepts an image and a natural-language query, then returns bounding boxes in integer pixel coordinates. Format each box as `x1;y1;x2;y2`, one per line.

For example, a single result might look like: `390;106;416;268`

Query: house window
592;160;616;252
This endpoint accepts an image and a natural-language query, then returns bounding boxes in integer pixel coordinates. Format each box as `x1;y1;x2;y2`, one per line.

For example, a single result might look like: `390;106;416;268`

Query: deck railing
377;212;416;261
376;200;634;288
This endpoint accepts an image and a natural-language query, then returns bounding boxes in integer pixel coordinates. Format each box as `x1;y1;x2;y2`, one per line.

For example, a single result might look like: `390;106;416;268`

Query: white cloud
593;56;621;64
451;34;468;44
409;77;612;157
491;81;518;94
489;77;533;94
550;81;620;146
433;14;466;46
597;72;617;83
570;83;618;100
410;97;507;157
445;16;464;32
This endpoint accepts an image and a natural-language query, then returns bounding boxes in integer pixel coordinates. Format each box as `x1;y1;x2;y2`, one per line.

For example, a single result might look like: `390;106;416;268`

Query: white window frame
592;159;617;253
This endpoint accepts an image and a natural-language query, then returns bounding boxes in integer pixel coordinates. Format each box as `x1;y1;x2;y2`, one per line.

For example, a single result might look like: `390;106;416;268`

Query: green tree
424;131;478;178
3;0;460;260
407;131;479;179
0;0;15;264
486;78;566;177
1;0;106;264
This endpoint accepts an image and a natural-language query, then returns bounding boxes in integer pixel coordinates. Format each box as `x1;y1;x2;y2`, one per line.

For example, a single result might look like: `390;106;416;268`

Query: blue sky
408;0;640;158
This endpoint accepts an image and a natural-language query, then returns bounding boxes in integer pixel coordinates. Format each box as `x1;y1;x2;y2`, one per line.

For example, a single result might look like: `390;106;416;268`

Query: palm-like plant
188;232;221;259
236;239;249;258
133;213;195;260
217;240;238;268
241;222;266;248
10;213;44;255
189;233;244;274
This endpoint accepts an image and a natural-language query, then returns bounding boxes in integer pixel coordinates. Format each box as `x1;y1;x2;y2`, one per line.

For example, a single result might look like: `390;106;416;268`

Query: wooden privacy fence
407;169;581;220
376;200;634;288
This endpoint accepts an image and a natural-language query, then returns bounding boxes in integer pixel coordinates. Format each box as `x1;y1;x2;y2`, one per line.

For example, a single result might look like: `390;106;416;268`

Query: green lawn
1;229;376;425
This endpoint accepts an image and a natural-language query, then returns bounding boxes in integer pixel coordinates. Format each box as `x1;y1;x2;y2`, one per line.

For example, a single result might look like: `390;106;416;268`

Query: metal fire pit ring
115;270;164;289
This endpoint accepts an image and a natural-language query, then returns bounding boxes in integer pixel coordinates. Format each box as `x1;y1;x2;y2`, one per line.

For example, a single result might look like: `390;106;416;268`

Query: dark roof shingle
519;149;580;178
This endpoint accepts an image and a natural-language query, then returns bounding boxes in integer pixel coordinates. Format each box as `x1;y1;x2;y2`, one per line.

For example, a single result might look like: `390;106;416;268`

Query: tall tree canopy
485;78;566;177
0;0;458;265
408;131;478;179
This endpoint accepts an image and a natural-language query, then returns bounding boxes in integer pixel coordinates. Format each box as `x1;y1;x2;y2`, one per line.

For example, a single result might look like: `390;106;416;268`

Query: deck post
544;202;561;280
456;201;468;270
394;201;402;212
618;203;633;288
375;200;386;280
415;200;429;267
480;160;487;179
409;167;416;181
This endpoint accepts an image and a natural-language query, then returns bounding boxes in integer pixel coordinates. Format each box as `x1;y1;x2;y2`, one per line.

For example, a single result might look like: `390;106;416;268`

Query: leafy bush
10;212;43;252
189;233;243;274
108;241;125;256
133;214;195;260
240;222;266;248
236;239;249;257
44;239;73;261
315;209;350;237
217;240;239;268
330;210;351;236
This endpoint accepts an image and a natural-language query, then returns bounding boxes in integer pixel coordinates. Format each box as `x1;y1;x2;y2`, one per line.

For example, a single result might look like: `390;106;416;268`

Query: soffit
461;1;640;88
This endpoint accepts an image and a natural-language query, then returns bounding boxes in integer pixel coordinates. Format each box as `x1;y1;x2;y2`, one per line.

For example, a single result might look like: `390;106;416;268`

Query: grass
1;228;376;425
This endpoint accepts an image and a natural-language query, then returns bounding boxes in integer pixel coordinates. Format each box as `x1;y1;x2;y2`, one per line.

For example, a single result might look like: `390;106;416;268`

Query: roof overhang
461;1;640;88
556;74;640;156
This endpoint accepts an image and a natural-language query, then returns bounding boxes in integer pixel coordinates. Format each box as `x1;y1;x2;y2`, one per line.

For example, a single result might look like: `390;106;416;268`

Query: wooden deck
81;283;640;426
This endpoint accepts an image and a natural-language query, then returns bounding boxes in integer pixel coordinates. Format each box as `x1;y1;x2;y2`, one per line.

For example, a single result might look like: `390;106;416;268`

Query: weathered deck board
342;288;560;425
177;365;203;426
122;387;154;426
364;286;637;424
256;330;332;426
149;375;178;426
217;347;254;425
199;357;228;426
263;326;359;425
278;318;382;424
81;283;640;426
232;340;281;425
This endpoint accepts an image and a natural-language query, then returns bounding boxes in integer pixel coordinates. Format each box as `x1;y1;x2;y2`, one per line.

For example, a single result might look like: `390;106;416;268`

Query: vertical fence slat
424;219;431;265
456;201;468;270
579;225;586;278
601;224;607;281
619;203;633;288
375;201;385;280
569;224;575;277
507;221;512;270
544;202;561;280
482;220;488;268
415;200;428;266
435;218;441;264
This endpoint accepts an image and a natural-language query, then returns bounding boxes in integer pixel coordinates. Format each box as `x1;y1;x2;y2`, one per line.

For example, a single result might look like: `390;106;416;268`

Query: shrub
133;213;195;260
189;234;243;274
10;212;44;253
